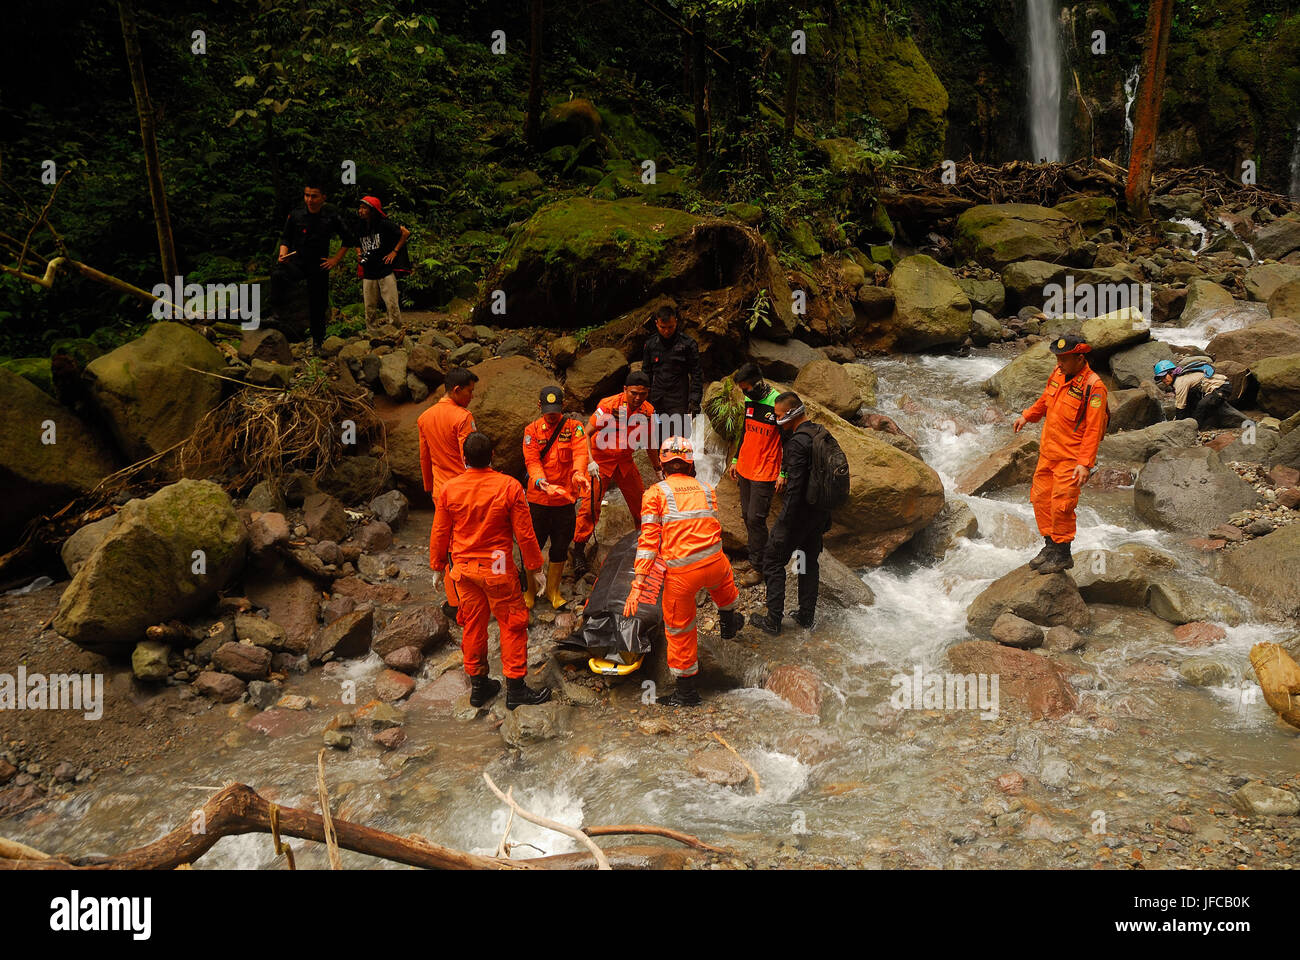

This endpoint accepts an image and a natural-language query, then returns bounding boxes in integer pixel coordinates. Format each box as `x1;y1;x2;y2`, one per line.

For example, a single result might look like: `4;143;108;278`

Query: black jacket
279;205;354;262
774;422;831;530
641;332;703;415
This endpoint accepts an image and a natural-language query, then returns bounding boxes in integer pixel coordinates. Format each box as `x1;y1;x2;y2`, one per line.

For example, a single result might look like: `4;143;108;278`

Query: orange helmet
660;435;694;464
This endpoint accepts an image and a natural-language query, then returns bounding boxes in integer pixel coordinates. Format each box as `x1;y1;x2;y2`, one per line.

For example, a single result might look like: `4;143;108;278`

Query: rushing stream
7;351;1298;868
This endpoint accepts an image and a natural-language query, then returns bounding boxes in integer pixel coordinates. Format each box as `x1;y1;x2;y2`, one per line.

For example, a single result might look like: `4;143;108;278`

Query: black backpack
803;423;850;510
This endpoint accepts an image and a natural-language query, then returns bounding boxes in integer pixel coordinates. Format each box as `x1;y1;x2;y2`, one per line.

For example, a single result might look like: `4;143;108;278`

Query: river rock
688;747;750;787
955;204;1083;270
303;492;348;542
1181;279;1236;323
1108;340;1174;388
843;363;878;408
1206;318;1300;367
564;347;629;409
884;254;973;350
897;499;978;563
1071;544;1178;607
131;640;171;681
239;328;293;365
1080;308;1150;353
355;520;393;553
84;321;225;461
1146;578;1247;626
947;640;1078;719
194;671;246;703
966;565;1090;638
1214;523;1300;621
500;702;571;747
794;358;860;417
799;549;875;609
983;341;1057;409
245;572;318;655
956;430;1039;495
1268;279;1300;321
382;645;424;674
373;605;449;657
212;641;272;680
1179;657;1231;687
1098;418;1197;463
764;665;823;715
1;369;118;548
318;455;390;505
1270;424;1300;472
1134;447;1259;532
308;607;374;662
247;511;290;554
53;480;248;655
1253;353;1300;419
1245;264;1300;303
369;490;409;527
957;279;1006;315
467;356;555;481
990;613;1044;649
378;350;409;400
1107;387;1163;431
60;515;118;578
747;338;820;381
235;613;287;651
1043;625;1085;652
375;668;416;702
1253;217;1300;262
408;670;471;716
1232;781;1300;817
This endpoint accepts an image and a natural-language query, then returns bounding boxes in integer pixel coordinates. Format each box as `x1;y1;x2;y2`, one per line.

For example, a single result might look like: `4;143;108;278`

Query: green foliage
325;317;367;339
704;375;744;447
747;288;772;332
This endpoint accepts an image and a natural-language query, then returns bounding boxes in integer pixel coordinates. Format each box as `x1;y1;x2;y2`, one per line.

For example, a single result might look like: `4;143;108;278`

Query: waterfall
1026;0;1062;162
1290;122;1300;199
1123;65;1140;161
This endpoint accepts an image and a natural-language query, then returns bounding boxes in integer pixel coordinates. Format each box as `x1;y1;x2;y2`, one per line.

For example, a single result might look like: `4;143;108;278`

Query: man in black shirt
641;303;703;440
356;195;410;328
278;177;353;350
750;391;830;637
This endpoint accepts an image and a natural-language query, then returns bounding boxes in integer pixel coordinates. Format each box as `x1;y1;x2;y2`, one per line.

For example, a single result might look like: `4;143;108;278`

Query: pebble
323;730;352;750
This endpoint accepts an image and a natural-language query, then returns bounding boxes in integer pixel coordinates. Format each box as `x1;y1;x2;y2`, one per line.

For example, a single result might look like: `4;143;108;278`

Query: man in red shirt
571;370;662;575
418;367;478;614
430;432;551;710
522;385;590;609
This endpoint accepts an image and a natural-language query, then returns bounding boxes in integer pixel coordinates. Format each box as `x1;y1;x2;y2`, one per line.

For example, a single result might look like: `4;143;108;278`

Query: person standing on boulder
641;303;703;440
623;436;744;707
1014;335;1109;575
1153;357;1247;430
750;392;831;636
727;362;783;588
277;175;353;352
571;370;662;576
522;385;590;609
419;367;479;615
355;196;410;329
430;432;551;710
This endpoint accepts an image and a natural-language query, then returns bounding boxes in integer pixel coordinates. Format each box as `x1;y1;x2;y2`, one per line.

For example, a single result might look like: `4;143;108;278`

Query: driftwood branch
316;749;343;870
483;772;611;870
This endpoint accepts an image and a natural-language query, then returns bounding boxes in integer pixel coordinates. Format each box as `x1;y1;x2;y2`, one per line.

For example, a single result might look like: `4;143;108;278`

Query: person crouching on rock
1013;335;1109;575
623;436;744;707
1153;357;1248;430
429;432;551;710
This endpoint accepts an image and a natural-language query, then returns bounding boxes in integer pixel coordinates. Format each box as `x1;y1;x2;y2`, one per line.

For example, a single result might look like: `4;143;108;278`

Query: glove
622;582;642;617
588;460;601;477
571;473;590;497
527;568;543;595
431;570;443;592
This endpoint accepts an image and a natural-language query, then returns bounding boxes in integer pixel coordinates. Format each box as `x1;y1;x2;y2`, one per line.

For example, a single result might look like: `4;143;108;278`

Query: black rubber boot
1027;536;1055;570
506;676;552;710
1037;539;1074;574
750;611;782;637
794;610;815;629
657;674;701;707
570;543;589;579
469;674;500;707
720;609;745;639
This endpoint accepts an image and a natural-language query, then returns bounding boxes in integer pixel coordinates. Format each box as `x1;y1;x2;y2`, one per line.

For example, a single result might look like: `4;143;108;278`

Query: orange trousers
574;459;644;544
662;552;739;678
1030;458;1082;544
451;559;530;679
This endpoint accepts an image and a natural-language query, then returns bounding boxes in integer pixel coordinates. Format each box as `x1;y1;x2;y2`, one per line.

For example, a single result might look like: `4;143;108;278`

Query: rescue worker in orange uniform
572;370;662;576
418;366;479;614
522;385;590;610
1013;335;1109;575
430;432;551;710
623;436;745;707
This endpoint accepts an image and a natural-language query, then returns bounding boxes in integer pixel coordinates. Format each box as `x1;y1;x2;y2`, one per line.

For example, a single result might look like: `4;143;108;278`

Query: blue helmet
1153;359;1177;377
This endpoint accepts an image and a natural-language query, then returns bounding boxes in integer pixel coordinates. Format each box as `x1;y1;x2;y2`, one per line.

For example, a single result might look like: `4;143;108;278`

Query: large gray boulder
53;480;248;655
747;338;820;381
1252;216;1300;263
1098;418;1197;464
1206;319;1300;367
794;358;860;417
1109;340;1174;389
966;565;1090;638
955;204;1083;270
84;321;225;461
956;430;1040;495
1215;523;1300;621
1134;447;1259;532
983;341;1056;409
1245;264;1300;303
884;254;972;350
1252;353;1300;419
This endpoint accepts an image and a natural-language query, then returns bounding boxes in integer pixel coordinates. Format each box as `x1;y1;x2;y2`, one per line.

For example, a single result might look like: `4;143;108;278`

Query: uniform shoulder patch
1089;395;1103;407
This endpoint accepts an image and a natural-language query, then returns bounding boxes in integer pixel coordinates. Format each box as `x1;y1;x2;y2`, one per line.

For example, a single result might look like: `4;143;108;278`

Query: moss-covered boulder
53;479;248;655
84;321;225;462
0;368;118;547
880;255;972;351
807;12;948;163
0;357;54;395
955;204;1084;270
1053;196;1117;232
1253;353;1300;419
984;341;1057;410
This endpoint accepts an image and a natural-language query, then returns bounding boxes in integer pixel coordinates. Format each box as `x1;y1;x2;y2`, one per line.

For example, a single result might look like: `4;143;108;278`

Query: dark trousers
763;509;829;620
736;476;776;568
1190;389;1247;431
306;270;330;346
529;502;577;563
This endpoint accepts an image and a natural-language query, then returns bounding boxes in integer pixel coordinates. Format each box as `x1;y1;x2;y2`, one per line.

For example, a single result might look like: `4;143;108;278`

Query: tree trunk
1124;0;1175;220
525;0;544;148
783;50;800;143
692;16;708;166
118;0;179;284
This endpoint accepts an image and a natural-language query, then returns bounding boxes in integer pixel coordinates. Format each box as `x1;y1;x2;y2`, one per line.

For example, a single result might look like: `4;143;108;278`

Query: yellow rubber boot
546;561;567;609
523;571;536;610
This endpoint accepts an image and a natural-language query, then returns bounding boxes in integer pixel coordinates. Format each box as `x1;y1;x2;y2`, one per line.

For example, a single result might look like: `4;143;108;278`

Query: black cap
539;385;564;413
1049;334;1091;355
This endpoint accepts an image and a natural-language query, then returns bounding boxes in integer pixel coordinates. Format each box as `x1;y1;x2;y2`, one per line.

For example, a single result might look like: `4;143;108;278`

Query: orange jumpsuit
1021;364;1109;544
635;474;739;678
418;395;477;606
574;392;657;545
430;467;544;679
522;415;589;506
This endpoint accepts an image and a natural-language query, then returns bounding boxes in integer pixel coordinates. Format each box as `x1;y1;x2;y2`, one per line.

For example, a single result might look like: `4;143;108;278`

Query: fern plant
748;288;772;332
704;375;745;447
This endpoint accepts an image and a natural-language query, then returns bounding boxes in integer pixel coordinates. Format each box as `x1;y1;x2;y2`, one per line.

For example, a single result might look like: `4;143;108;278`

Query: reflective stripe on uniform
665;542;722;567
641;513;662;525
670;661;699;678
636;549;656;562
662;508;717;522
665;615;697;636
